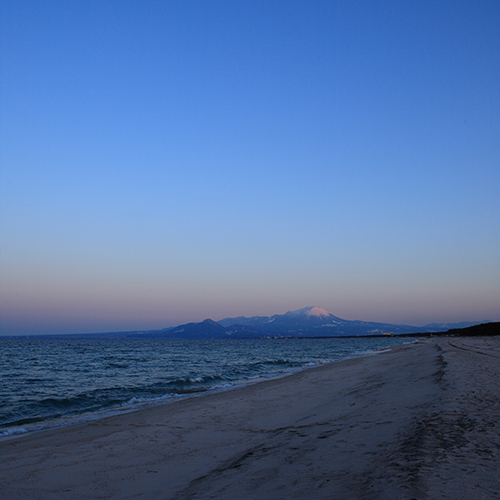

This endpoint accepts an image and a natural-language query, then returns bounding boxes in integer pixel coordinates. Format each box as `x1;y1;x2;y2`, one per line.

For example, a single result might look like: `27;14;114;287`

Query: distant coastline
8;323;497;340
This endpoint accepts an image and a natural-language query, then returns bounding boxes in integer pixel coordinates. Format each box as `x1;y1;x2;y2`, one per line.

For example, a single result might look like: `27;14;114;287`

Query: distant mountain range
150;306;489;339
24;306;493;339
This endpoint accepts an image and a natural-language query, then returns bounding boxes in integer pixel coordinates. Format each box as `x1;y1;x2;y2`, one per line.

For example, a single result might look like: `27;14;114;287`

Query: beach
1;337;499;500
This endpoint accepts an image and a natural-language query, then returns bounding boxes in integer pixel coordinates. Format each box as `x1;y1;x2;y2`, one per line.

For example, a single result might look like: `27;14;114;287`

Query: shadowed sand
1;338;499;499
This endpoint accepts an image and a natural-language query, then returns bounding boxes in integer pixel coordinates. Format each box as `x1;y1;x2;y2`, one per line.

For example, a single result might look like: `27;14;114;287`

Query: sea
0;336;415;439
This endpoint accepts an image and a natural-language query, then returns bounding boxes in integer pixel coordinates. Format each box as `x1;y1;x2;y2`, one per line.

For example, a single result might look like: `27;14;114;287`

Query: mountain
159;319;227;339
218;305;420;337
42;307;488;340
155;307;489;339
219;306;349;335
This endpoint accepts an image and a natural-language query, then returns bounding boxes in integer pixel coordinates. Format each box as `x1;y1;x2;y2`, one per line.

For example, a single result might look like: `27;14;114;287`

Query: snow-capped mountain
64;307;492;339
145;306;491;339
218;306;393;336
219;306;345;331
304;306;332;318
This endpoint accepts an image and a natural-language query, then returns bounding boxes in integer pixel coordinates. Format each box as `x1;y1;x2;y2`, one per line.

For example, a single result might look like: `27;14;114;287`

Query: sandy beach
1;337;499;500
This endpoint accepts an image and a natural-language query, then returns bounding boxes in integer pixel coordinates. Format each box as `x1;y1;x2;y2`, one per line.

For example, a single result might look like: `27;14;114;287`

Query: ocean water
0;336;414;438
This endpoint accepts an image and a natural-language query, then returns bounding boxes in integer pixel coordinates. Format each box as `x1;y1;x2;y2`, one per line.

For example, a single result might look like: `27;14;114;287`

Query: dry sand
1;337;499;500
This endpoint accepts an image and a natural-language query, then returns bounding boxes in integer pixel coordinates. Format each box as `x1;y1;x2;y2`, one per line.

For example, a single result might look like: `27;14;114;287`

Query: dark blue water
0;336;414;438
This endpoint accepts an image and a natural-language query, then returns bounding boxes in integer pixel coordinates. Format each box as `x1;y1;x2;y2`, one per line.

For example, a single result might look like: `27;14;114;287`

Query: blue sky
1;0;499;335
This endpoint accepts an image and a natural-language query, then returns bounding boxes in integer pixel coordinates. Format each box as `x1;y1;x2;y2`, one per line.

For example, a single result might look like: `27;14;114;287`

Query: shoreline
0;338;416;442
2;338;499;499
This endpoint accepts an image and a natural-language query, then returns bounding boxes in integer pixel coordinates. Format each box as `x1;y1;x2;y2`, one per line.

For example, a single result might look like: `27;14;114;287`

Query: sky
1;0;499;335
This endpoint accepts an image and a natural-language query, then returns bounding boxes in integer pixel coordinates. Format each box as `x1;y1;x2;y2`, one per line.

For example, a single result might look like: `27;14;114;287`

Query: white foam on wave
0;427;29;438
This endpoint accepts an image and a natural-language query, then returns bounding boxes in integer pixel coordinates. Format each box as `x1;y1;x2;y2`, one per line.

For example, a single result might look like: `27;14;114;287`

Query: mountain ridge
157;306;491;339
10;307;493;339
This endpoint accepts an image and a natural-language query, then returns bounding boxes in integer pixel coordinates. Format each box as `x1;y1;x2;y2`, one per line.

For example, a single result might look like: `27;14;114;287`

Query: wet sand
1;337;499;499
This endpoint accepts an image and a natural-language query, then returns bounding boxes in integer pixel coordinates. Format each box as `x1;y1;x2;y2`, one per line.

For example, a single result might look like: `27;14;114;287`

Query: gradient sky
1;0;499;335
